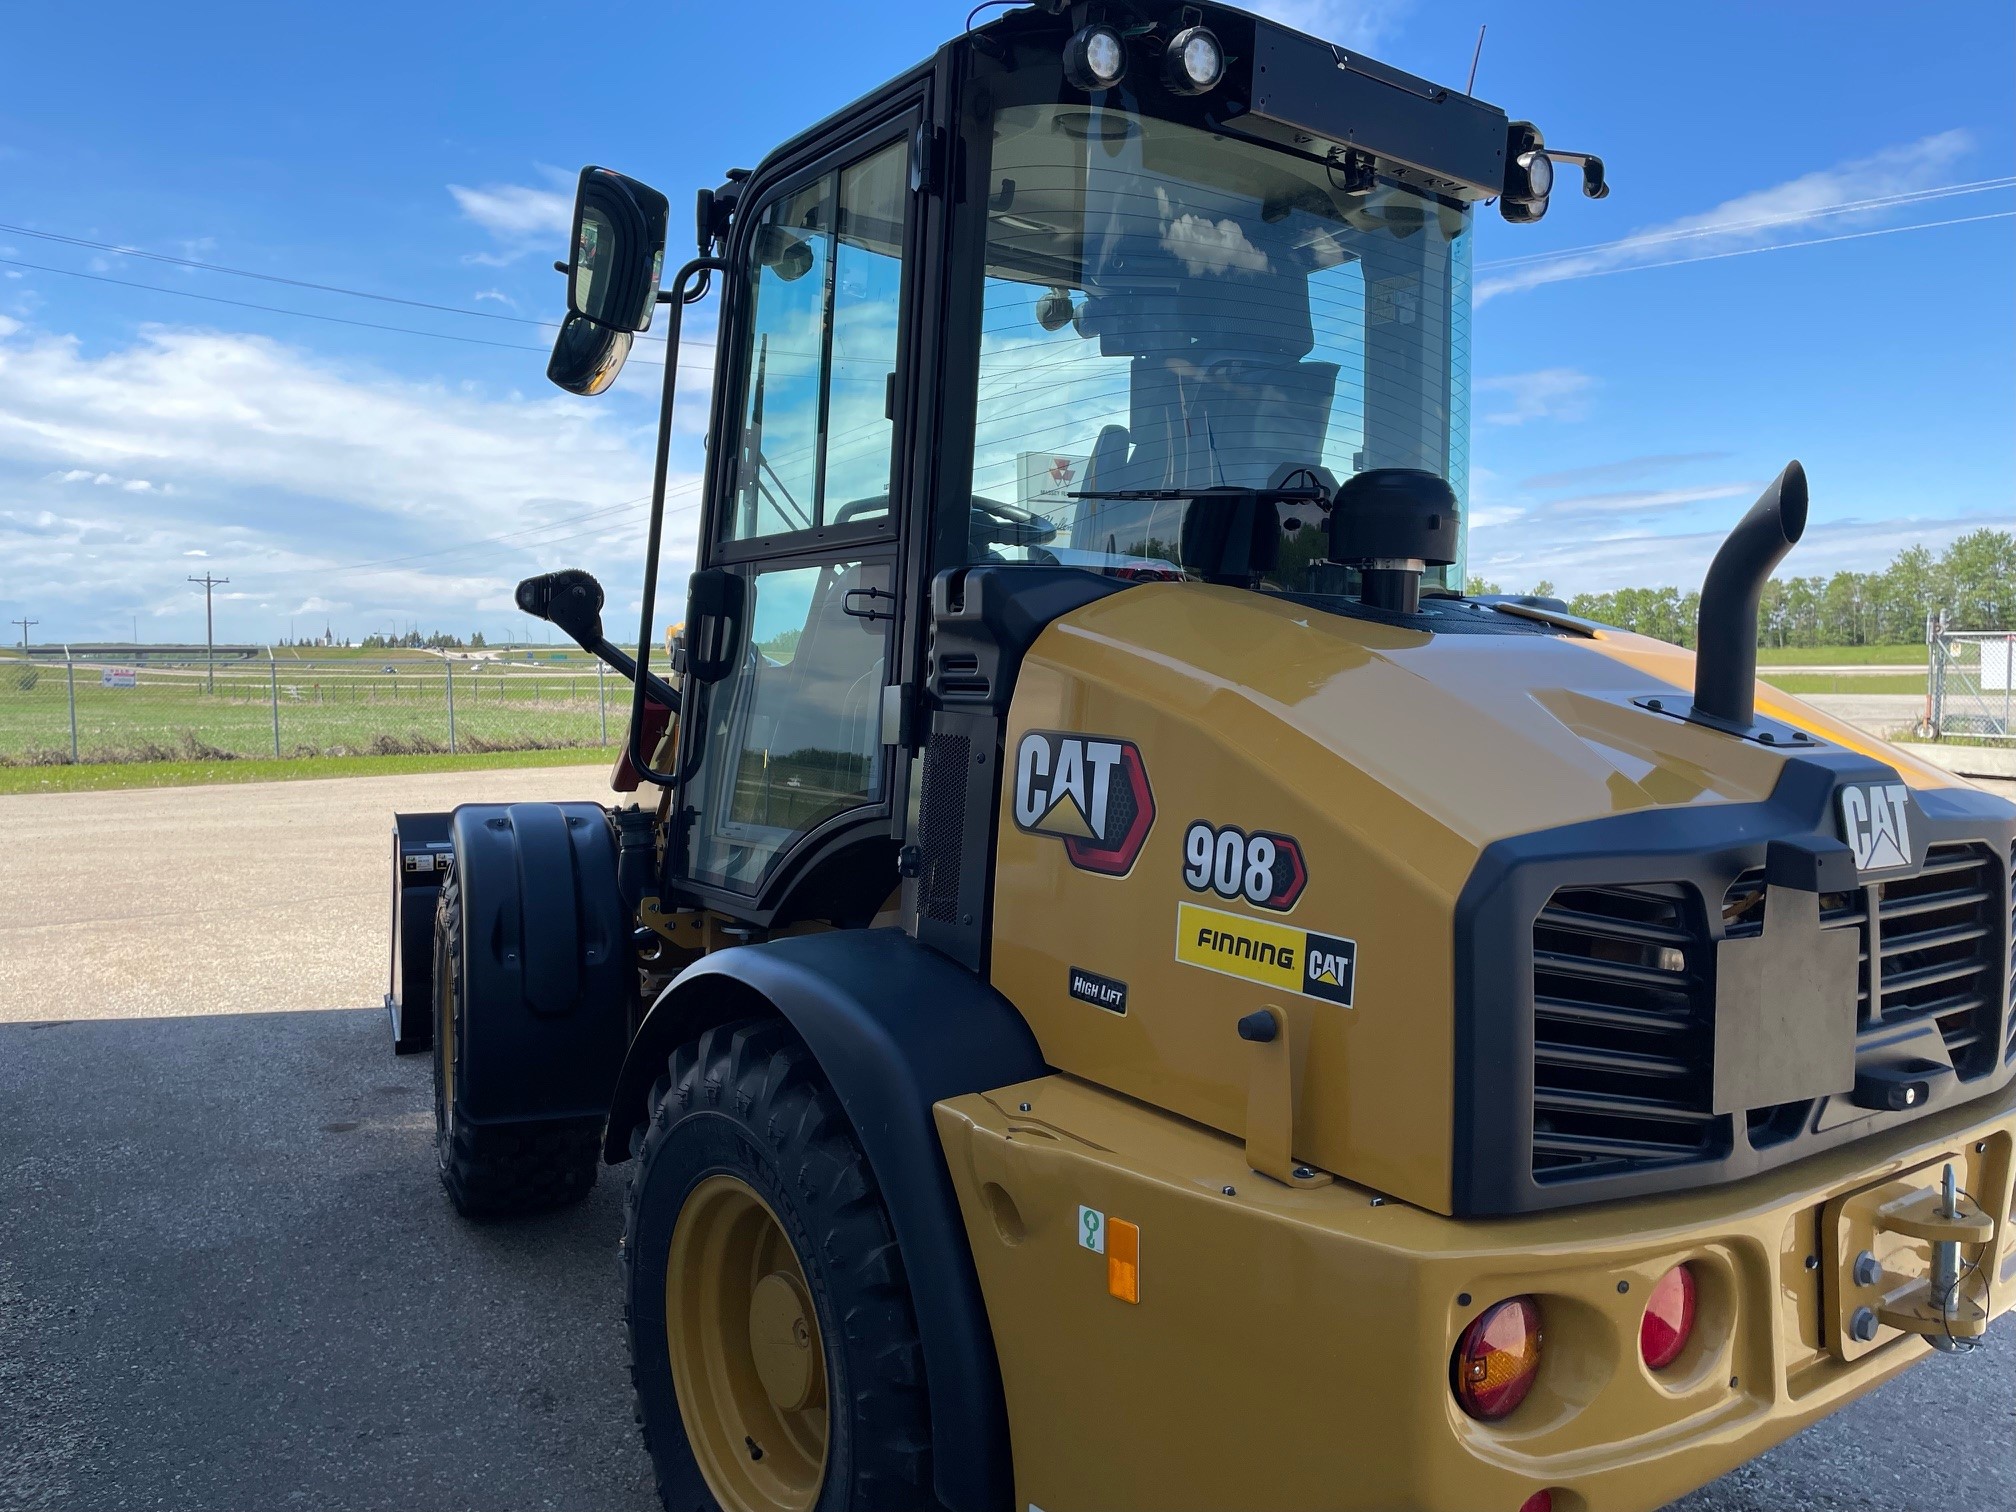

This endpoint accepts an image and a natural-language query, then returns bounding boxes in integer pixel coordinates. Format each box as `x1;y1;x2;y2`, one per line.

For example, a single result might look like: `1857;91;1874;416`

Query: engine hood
985;582;1988;1213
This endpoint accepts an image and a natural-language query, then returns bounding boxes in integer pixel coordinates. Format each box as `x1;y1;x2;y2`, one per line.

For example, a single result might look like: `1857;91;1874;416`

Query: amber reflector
1640;1263;1697;1370
1451;1296;1542;1420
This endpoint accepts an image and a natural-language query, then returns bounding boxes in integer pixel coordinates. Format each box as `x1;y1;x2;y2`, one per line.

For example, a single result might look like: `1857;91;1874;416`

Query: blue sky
1;0;2009;644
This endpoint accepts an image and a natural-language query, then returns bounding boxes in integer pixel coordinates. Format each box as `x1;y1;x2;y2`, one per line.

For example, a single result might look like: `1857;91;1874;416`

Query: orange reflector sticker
1106;1217;1140;1303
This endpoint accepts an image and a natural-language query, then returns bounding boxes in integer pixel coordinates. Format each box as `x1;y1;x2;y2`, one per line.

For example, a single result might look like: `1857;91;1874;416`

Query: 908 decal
1181;820;1307;912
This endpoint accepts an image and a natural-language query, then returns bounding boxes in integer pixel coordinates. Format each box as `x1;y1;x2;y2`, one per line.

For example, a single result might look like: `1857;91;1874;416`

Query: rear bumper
936;1075;2016;1512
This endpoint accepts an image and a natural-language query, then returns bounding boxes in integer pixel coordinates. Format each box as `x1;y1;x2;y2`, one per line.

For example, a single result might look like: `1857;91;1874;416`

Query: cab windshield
967;101;1472;592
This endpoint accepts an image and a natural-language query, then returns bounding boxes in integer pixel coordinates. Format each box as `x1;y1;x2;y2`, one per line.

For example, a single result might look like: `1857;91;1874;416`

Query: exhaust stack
1692;461;1808;732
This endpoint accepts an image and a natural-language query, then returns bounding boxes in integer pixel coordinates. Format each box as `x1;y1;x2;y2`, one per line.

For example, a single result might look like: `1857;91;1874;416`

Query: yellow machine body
951;582;2010;1510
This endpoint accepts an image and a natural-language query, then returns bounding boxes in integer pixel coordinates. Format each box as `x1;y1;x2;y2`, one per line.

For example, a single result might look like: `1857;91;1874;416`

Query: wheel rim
667;1174;829;1512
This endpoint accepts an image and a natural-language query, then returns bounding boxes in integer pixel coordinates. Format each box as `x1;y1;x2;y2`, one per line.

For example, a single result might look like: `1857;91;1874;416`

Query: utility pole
12;617;37;651
188;573;229;693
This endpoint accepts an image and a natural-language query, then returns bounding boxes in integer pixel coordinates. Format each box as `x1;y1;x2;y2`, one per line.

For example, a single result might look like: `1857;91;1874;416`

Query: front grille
1530;884;1725;1183
1722;842;2004;1081
2006;842;2016;1063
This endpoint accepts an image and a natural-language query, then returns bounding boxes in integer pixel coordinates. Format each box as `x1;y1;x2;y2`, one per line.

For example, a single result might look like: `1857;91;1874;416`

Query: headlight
1064;24;1127;91
1163;25;1224;95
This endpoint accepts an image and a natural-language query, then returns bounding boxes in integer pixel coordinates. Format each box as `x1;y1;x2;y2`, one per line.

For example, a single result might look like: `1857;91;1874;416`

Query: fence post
598;660;608;744
269;650;282;757
445;657;458;753
65;647;79;763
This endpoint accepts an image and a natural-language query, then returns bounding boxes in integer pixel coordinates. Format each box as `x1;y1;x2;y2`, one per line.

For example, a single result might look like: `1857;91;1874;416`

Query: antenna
1465;23;1487;95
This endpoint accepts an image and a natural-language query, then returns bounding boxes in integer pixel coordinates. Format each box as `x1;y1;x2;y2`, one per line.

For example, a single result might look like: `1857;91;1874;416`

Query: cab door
671;106;926;910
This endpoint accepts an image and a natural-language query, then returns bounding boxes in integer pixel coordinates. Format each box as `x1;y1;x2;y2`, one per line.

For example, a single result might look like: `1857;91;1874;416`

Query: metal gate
1930;629;2016;741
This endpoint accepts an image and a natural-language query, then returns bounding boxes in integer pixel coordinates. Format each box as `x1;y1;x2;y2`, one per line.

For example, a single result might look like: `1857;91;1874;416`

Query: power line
1476;176;2016;271
1479;210;2016;293
0;256;562;355
0;222;552;326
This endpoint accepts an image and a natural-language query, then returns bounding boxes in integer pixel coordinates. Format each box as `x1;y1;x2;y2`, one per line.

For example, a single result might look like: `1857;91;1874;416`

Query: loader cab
544;1;1599;932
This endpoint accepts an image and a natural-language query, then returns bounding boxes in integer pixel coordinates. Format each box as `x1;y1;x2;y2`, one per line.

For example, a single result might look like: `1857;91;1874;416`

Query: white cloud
1474;367;1593;425
0;319;695;641
1477;130;1981;301
449;171;574;253
472;288;518;308
1160;210;1270;276
1541;483;1755;516
1248;1;1413;49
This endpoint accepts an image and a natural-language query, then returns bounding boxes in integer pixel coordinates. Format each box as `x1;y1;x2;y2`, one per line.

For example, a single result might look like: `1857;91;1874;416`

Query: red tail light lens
1451;1296;1543;1420
1518;1492;1555;1512
1640;1263;1697;1370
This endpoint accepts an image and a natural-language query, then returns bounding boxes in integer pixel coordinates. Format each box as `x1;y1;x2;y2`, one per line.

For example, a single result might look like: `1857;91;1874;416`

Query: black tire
624;1017;938;1512
431;863;601;1218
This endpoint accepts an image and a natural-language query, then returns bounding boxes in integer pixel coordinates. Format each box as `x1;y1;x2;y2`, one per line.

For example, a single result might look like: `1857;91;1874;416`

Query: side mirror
546;166;670;397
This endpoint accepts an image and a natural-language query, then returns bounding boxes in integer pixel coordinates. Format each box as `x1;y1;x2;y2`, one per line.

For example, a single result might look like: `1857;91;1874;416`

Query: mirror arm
628;255;731;788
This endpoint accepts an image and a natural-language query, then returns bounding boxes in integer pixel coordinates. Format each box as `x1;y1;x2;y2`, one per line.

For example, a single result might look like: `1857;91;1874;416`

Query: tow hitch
1826;1153;2001;1359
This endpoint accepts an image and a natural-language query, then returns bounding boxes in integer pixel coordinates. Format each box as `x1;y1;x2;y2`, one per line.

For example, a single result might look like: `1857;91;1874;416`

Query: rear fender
605;929;1045;1512
449;802;633;1125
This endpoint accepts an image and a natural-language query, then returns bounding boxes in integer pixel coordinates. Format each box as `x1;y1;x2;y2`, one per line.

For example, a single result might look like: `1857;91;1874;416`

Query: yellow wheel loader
382;5;2016;1509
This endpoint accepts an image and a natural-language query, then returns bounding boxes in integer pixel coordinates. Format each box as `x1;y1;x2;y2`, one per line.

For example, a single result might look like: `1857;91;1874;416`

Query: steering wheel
969;494;1059;549
828;492;1059;550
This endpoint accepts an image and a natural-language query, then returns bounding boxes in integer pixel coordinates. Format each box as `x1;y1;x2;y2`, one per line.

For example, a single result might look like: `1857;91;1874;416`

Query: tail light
1451;1296;1543;1420
1640;1263;1697;1370
1518;1493;1555;1512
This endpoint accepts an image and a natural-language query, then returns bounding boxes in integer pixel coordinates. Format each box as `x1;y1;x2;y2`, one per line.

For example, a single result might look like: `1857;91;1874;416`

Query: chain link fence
1929;630;2016;742
0;650;618;766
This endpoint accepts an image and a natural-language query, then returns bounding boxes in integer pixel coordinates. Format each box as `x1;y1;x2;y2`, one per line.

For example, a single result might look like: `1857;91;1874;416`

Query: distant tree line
1467;529;2014;649
358;630;491;650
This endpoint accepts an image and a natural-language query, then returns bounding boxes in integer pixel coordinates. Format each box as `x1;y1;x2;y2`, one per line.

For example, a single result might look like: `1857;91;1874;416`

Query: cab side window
726;139;909;542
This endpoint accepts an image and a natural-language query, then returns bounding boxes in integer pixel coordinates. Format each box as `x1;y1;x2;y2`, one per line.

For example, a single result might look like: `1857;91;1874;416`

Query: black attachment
1851;1059;1946;1113
514;568;681;711
386;810;453;1053
1328;467;1458;615
682;566;747;684
1693;461;1808;733
1237;1009;1279;1043
1764;833;1857;894
1549;150;1610;199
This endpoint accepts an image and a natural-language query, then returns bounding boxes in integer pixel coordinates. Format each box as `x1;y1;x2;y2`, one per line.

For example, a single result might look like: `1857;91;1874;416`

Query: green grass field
0;653;620;765
0;745;621;795
1753;643;1926;667
1760;672;1928;695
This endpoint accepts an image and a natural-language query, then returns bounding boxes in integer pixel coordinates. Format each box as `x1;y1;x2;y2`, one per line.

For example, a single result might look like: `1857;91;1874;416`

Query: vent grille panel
917;734;970;925
1531;884;1725;1183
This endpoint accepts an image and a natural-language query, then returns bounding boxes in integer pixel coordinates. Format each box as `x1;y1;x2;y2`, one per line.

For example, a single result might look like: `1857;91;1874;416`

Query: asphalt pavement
2;766;2013;1511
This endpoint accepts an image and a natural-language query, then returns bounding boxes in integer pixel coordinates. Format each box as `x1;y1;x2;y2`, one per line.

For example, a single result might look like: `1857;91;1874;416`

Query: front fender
607;929;1046;1512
